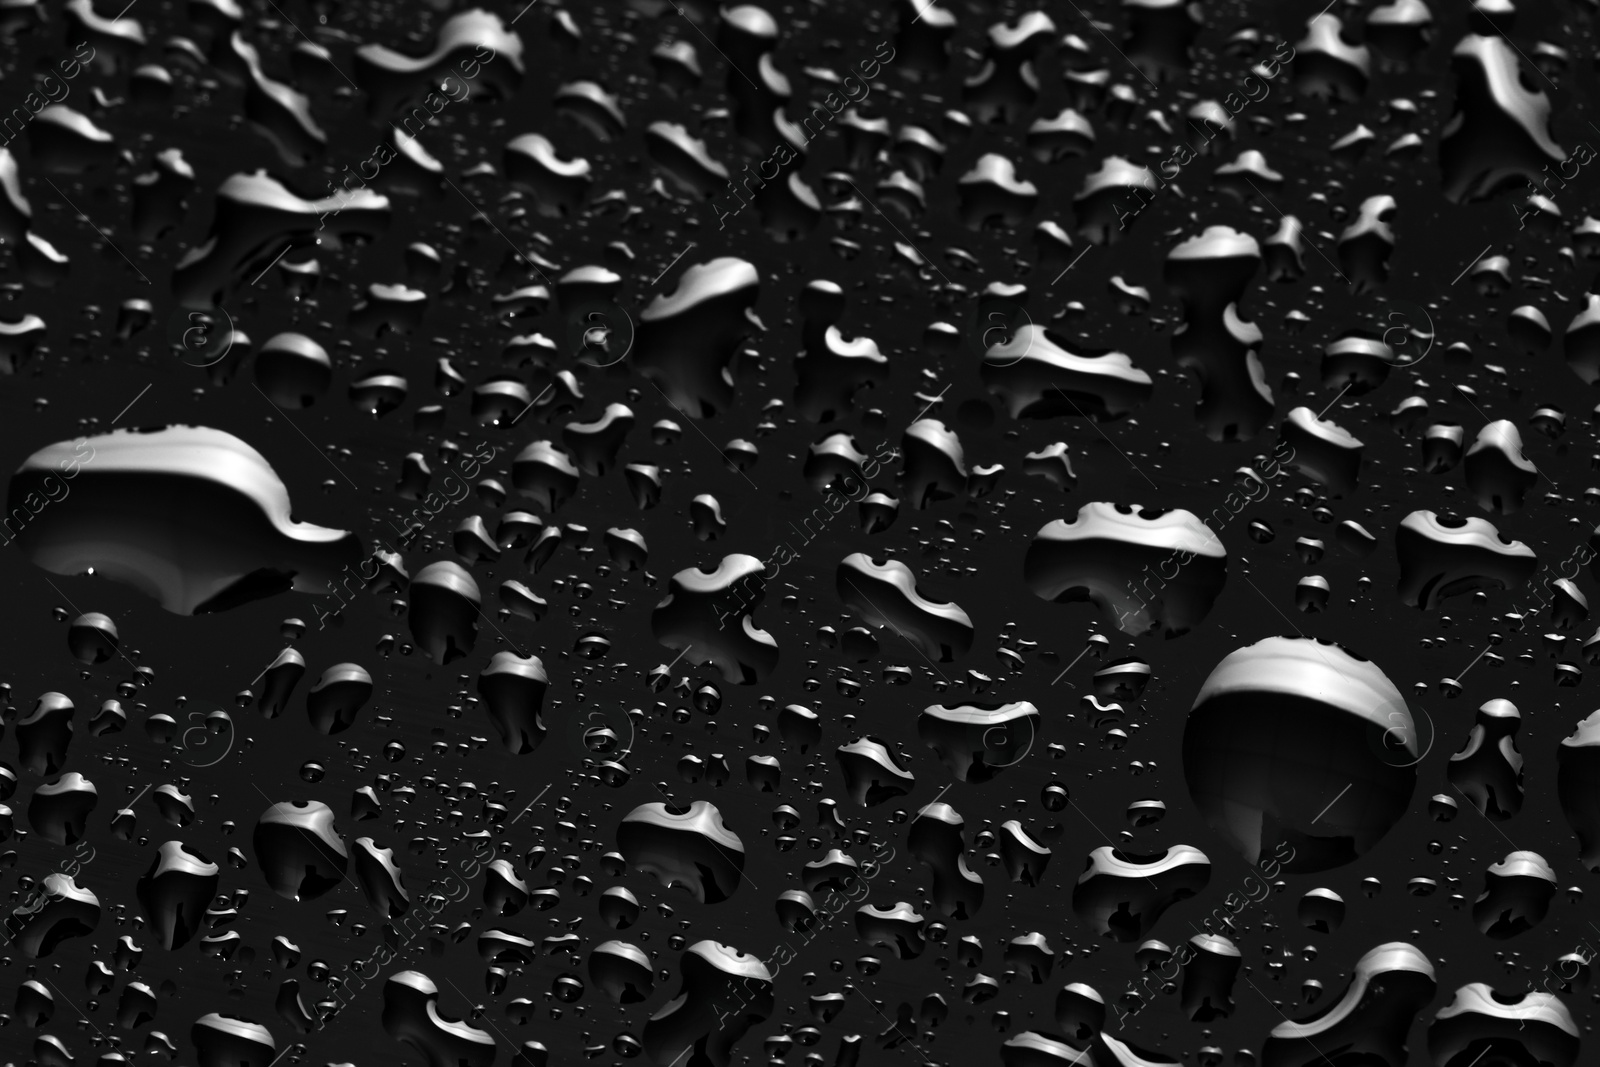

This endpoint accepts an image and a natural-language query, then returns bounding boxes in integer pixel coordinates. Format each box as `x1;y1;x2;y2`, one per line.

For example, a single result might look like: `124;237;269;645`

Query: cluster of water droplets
4;0;1600;1066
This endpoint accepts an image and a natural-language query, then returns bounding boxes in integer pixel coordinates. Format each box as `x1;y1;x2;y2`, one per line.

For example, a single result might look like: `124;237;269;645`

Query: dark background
1;0;1597;1064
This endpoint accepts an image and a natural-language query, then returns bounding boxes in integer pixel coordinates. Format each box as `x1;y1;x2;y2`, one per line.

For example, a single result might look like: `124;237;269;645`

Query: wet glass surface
0;2;1597;1065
